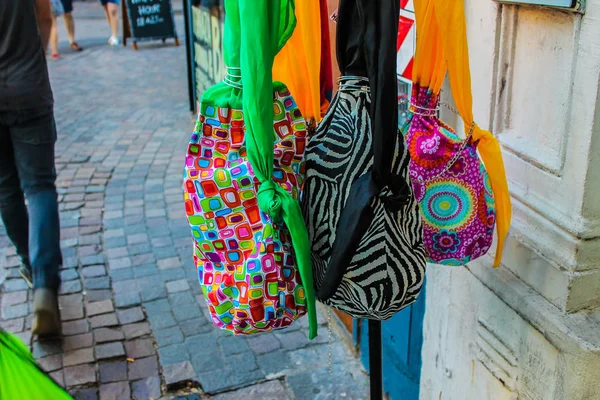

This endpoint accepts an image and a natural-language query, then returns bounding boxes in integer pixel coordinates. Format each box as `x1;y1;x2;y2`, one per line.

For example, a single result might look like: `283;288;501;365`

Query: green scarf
201;0;318;340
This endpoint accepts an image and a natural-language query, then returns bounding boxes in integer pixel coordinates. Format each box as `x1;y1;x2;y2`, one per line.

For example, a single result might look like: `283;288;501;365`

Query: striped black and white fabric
302;77;426;319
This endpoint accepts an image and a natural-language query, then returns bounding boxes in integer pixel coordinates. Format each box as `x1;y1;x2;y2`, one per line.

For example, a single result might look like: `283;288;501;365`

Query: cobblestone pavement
0;11;369;400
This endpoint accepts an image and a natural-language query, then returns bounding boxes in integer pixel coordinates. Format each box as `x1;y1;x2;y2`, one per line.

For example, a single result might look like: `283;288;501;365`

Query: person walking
0;0;63;337
101;0;120;46
49;0;84;59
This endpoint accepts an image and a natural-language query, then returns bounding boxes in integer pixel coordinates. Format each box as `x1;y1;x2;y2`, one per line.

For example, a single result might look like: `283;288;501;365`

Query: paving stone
70;388;99;400
38;354;63;372
166;279;190;293
64;332;94;351
131;253;155;267
0;317;24;333
158;343;190;365
50;370;65;388
196;367;264;394
173;304;202;322
285;362;369;400
143;298;171;316
169;291;196;307
82;254;105;266
87;300;115;317
131;376;161;400
87;289;112;302
109;268;134;281
90;312;119;328
257;350;292;376
105;237;127;249
218;336;251;356
179;318;212;337
224;352;259;374
155;326;184;348
139;284;167;302
163;360;197;388
59;293;83;308
82;265;107;278
59;280;83;295
60;268;80;281
133;264;159;278
96;341;126;360
148;312;177;330
85;276;111;290
104;229;125;239
157;257;181;270
128;243;152;256
79;225;102;235
128;356;159;380
1;291;27;307
247;333;282;355
109;257;132;270
128;233;149;245
115;292;141;308
94;327;126;344
63;348;95;367
99;381;130;400
275;330;309;351
32;339;63;358
123;322;151;340
79;244;102;257
124;338;156;359
3;279;30;292
62;319;89;336
210;380;290;400
2;303;29;319
117;307;144;325
106;247;128;259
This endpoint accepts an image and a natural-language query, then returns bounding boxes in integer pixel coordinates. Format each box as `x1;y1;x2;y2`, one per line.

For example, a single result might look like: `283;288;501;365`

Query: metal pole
368;319;383;400
182;0;196;112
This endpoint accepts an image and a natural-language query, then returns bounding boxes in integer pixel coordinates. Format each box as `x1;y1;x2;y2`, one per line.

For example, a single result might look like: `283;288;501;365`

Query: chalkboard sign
122;0;179;49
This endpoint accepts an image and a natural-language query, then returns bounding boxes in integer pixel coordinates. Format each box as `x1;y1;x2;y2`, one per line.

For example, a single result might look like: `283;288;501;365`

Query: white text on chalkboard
139;4;160;15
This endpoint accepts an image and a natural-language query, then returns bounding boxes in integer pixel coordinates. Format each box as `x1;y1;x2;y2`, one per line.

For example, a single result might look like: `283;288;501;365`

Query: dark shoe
19;265;33;289
32;289;62;338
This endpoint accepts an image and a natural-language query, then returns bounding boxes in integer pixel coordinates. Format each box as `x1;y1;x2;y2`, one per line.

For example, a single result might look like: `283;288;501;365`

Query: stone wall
420;1;600;399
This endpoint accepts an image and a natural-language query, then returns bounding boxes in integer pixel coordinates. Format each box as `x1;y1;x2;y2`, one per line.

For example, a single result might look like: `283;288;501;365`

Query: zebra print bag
302;77;426;319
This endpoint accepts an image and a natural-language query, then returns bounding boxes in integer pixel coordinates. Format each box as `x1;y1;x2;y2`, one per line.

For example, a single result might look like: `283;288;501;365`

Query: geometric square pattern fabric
183;87;309;335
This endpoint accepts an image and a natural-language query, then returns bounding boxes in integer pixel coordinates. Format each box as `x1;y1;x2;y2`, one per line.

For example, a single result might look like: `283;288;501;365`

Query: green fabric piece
200;0;318;340
0;330;73;399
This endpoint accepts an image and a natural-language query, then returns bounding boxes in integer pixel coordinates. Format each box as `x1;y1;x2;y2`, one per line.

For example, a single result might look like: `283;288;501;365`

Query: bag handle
221;0;318;338
413;0;512;267
356;0;403;191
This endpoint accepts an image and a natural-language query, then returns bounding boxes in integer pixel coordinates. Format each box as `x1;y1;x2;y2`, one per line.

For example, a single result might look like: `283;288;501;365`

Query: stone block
157;257;181;270
109;268;133;281
124;338;156;359
59;280;83;295
115;292;141;308
85;277;111;290
155;326;184;348
63;348;95;367
196;367;264;394
62;319;89;336
148;313;177;330
163;361;197;388
99;361;128;383
94;328;125;343
2;303;28;320
96;342;125;360
87;290;112;302
70;388;98;400
158;343;190;365
123;322;151;340
218;336;251;356
0;317;24;333
132;376;161;400
169;291;196;307
64;364;97;387
90;312;119;328
166;279;190;293
82;265;107;278
128;356;159;380
99;381;130;400
210;380;290;400
108;257;132;271
257;351;292;376
116;307;144;325
64;332;93;351
32;339;63;359
275;330;309;351
38;354;63;372
61;304;85;321
247;333;281;355
3;278;29;292
61;269;80;281
173;305;202;323
87;300;115;317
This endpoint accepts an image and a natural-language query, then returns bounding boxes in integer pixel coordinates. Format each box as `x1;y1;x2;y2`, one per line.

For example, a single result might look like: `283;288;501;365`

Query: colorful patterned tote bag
183;0;317;339
302;0;426;319
401;0;512;267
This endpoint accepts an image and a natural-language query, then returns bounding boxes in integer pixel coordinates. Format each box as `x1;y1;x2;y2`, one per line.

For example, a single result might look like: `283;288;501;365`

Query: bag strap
221;0;318;338
356;0;402;190
413;0;512;267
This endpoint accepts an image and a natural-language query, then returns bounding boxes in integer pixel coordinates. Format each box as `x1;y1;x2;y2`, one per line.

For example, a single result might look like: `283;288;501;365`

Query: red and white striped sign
397;0;415;81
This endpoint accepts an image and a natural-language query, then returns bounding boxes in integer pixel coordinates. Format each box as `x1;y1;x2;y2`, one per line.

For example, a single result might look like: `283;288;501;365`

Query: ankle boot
32;288;62;338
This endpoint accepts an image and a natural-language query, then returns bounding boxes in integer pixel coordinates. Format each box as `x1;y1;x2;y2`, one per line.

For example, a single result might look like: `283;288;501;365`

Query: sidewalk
0;10;369;400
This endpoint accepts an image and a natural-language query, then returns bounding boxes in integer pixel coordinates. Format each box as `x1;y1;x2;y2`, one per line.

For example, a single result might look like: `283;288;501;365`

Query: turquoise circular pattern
422;180;475;231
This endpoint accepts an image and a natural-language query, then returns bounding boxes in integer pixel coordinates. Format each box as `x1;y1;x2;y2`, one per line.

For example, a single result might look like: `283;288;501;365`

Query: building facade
420;1;600;399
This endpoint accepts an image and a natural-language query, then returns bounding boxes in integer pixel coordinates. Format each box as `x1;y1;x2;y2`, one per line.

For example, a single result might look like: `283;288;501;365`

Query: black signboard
123;0;179;49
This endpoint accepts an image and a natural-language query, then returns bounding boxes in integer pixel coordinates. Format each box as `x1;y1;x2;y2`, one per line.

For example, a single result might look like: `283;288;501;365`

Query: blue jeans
0;106;62;291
